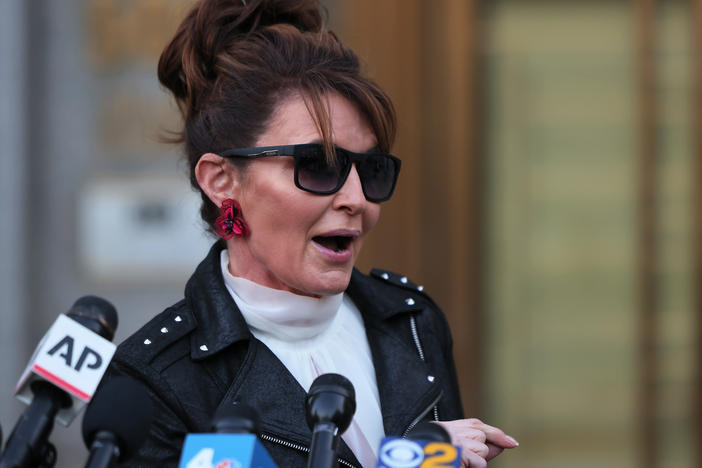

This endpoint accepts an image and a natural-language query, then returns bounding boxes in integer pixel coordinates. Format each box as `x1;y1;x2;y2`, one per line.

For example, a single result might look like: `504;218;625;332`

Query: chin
302;269;353;296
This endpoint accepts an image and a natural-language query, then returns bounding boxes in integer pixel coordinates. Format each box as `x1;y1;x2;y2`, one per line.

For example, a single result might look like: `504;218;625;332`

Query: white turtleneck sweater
220;250;384;467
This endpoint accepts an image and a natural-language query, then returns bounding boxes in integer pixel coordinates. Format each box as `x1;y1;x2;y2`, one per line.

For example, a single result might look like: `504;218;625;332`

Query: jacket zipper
259;433;360;468
401;391;444;437
409;315;440;422
409;315;426;361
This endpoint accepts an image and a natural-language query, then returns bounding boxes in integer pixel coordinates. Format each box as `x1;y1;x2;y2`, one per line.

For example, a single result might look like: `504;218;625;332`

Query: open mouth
312;235;354;253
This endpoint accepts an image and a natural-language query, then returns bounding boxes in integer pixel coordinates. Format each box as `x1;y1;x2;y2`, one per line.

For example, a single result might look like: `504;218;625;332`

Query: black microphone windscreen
307;373;355;401
406;421;451;443
306;373;356;433
82;376;153;461
211;402;261;434
67;295;118;341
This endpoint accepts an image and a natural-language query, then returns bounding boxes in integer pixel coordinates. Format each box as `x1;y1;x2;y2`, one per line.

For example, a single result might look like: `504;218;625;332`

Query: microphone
376;423;461;468
211;402;261;434
0;296;118;468
305;373;356;468
406;422;451;443
178;403;277;468
82;376;154;468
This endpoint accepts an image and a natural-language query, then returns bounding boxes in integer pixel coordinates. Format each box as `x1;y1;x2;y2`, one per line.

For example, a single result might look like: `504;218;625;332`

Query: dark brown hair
158;0;397;233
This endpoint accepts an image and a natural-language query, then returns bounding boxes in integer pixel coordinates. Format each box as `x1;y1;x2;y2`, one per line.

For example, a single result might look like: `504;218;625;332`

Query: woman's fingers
434;418;518;466
464;418;519;450
460;438;490;458
486;442;505;461
462;449;488;468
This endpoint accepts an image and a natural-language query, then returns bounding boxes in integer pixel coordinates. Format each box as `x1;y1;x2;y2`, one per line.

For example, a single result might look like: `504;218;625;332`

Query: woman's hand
433;418;518;468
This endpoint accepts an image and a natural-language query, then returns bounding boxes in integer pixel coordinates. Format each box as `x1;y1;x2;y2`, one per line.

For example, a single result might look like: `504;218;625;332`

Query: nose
332;165;367;214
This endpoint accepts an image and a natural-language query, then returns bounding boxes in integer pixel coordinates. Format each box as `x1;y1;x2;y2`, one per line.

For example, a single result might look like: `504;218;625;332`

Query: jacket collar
346;268;432;321
347;269;442;436
186;241;252;360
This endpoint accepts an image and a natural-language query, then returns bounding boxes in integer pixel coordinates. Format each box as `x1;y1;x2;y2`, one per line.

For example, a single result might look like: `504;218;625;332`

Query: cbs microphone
0;296;118;468
375;422;461;468
82;376;154;468
305;373;356;468
178;402;277;468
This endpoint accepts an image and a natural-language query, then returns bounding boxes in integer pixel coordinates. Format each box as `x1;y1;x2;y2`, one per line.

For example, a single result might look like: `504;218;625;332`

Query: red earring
215;199;250;240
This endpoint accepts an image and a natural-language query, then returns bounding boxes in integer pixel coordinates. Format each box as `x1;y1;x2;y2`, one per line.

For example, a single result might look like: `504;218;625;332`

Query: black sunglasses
219;143;401;203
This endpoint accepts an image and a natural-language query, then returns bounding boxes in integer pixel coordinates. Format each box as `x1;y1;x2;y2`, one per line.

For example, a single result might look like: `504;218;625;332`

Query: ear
195;153;240;207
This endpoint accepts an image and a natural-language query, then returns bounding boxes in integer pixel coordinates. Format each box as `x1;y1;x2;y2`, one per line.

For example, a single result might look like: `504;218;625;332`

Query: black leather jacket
108;242;464;467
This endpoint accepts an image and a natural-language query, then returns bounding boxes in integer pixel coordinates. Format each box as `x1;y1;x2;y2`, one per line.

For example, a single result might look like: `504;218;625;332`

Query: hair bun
239;0;325;34
158;0;325;115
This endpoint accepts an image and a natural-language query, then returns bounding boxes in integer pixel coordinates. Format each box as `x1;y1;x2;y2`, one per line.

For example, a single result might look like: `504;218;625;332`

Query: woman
109;0;518;466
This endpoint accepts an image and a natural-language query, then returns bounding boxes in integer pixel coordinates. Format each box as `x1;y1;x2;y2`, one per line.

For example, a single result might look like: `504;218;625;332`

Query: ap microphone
305;373;356;468
0;296;118;468
82;376;154;468
376;423;461;468
178;403;277;468
63;295;117;339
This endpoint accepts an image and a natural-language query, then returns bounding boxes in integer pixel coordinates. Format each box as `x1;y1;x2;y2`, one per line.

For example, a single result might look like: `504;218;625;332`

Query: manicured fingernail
506;435;519;447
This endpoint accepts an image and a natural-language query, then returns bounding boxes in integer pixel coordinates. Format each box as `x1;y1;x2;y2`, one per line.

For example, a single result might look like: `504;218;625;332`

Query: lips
311;230;359;260
313;235;353;252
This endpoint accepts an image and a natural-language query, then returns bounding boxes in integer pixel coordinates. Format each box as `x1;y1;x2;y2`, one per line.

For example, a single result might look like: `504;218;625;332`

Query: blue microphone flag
178;434;277;468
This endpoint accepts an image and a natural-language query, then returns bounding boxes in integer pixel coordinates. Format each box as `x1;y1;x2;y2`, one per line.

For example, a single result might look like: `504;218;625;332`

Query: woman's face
228;93;381;296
